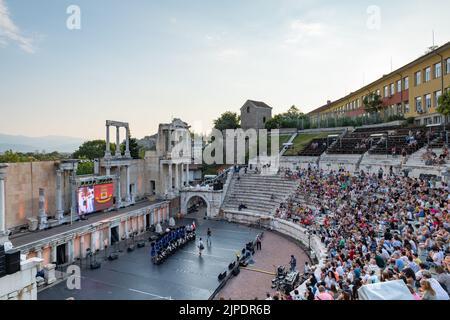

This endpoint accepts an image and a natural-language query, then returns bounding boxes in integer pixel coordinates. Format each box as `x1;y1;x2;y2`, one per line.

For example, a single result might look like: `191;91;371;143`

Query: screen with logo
77;183;114;215
94;183;114;212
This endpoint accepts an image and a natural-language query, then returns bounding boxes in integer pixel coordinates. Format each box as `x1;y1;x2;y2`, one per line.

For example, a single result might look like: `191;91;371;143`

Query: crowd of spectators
422;145;449;166
275;167;449;300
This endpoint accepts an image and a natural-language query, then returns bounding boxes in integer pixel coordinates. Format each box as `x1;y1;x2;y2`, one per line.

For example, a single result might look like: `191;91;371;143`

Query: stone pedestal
43;264;56;285
0;164;8;243
55;170;64;222
38;188;48;230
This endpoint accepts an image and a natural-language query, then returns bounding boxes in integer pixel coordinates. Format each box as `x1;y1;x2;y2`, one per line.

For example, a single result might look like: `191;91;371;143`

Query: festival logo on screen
77;186;95;215
94;183;114;212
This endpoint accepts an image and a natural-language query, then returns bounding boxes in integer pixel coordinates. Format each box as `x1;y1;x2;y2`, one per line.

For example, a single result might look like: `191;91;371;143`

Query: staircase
221;173;299;215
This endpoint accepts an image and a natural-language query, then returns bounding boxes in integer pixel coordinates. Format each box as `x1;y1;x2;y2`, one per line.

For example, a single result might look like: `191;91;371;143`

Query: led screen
94;183;114;212
77;183;114;214
77;186;95;215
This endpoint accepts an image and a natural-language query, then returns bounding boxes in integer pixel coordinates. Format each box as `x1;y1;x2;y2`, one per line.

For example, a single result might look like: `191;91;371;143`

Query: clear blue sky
1;0;450;139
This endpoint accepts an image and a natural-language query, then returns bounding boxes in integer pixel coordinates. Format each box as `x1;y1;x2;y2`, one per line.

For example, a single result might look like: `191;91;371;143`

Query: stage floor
37;212;260;300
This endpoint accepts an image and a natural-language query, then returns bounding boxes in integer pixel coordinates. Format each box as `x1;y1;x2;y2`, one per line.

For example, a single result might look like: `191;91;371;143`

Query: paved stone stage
216;230;310;300
37;211;260;300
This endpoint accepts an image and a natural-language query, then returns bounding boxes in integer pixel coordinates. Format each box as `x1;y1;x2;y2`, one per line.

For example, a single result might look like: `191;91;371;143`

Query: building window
404;103;410;114
384;86;389;97
415;71;421;86
425;94;432;110
390;83;395;96
376;89;380;96
397;80;402;92
447;58;450;74
247;106;250;113
435;90;442;107
424;67;431;82
415;97;422;112
404;77;409;90
262;116;266;123
435;62;442;78
434;116;442;124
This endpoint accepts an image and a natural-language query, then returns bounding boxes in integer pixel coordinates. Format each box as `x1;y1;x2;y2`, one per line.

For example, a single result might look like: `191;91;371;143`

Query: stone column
106;165;111;176
105;125;111;158
175;163;179;190
116;168;122;209
70;164;78;221
116;126;121;158
68;239;74;263
0;164;8;243
180;163;185;187
51;244;57;264
55;169;64;222
91;231;96;252
143;212;147;231
186;163;190;186
125;126;131;158
80;234;85;258
125;165;131;203
36;249;43;271
168;164;173;192
38;188;48;230
159;162;165;194
108;227;112;248
125;219;129;239
99;229;104;251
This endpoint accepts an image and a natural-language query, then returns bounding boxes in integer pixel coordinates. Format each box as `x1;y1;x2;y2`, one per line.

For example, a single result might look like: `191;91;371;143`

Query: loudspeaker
137;242;145;248
5;249;21;275
218;271;227;281
90;261;101;269
107;253;119;261
232;267;240;276
228;261;236;270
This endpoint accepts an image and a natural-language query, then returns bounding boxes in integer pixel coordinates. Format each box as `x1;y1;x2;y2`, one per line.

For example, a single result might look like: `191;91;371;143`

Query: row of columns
105;123;131;159
29;203;170;267
161;162;190;194
0;164;7;244
113;165;132;208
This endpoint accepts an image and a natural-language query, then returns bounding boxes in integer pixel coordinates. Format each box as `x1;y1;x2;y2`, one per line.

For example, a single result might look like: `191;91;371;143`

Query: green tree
73;140;116;160
76;160;94;175
120;137;142;159
363;93;383;114
265;105;307;129
213;112;241;131
265;114;284;129
437;90;450;123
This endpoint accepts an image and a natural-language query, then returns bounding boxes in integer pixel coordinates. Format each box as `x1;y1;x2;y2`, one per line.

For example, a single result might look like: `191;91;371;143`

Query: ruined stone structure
240;100;272;130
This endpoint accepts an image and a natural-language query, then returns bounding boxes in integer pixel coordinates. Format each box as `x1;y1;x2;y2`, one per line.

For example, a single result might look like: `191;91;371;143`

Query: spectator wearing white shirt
422;271;449;300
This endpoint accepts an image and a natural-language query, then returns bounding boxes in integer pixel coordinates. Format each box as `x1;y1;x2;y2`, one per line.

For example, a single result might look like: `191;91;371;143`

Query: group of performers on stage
150;223;196;265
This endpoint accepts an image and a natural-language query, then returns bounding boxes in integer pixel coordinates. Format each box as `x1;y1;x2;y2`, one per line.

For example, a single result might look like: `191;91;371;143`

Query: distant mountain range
0;133;86;153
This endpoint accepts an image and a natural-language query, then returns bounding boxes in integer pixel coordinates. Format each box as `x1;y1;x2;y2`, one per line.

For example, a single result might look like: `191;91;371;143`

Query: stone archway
180;190;223;218
183;194;210;217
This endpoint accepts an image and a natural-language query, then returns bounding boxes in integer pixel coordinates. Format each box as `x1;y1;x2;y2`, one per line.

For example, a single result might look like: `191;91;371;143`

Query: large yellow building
308;41;450;126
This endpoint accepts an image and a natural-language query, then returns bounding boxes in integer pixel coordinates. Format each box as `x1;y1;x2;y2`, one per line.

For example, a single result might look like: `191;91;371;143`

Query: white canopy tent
358;280;414;300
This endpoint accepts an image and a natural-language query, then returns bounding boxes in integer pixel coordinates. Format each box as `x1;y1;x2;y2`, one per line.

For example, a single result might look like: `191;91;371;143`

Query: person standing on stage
198;237;205;257
256;234;262;250
290;255;297;272
206;228;212;246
